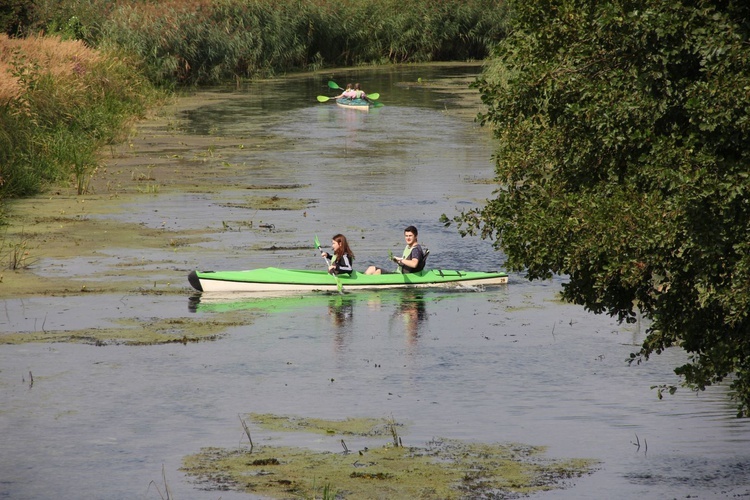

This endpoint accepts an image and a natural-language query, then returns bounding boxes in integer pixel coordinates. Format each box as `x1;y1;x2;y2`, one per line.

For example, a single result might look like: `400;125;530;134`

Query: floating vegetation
244;184;310;190
0;316;248;346
250;413;400;437
181;414;597;499
220;196;316;211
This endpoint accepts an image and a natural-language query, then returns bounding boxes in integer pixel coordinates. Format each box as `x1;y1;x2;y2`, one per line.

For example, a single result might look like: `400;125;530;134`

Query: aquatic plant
182;414;597;499
2;229;35;270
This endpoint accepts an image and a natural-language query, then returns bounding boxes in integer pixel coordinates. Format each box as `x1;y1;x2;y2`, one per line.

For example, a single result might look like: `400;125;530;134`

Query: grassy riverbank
0;34;162;203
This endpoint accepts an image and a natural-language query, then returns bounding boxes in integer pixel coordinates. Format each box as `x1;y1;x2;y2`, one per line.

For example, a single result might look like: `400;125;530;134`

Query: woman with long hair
321;234;355;275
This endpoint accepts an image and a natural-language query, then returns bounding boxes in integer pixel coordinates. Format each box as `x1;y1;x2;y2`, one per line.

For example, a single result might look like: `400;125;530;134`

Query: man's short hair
404;225;418;236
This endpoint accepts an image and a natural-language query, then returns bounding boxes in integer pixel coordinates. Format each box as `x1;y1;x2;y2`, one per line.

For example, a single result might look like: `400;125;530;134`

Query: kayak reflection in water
329;295;354;328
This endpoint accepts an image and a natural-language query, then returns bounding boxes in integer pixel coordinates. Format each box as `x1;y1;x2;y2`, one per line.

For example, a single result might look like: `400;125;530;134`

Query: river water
1;65;749;499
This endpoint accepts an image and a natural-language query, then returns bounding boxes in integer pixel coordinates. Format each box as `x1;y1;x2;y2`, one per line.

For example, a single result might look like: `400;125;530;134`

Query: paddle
388;249;402;268
328;80;343;90
315;235;343;293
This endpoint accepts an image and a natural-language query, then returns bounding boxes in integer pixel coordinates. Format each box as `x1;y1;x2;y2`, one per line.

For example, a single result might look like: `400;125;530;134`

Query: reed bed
0;34;159;201
0;34;101;102
98;0;508;85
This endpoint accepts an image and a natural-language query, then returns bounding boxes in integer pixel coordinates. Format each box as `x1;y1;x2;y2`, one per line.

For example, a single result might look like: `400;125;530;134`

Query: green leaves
460;0;750;416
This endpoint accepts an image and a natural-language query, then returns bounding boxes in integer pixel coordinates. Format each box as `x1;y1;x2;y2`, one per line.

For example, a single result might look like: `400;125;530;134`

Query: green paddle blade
314;235;321;249
328;80;342;90
372;102;385;108
367;93;380;100
316;95;331;102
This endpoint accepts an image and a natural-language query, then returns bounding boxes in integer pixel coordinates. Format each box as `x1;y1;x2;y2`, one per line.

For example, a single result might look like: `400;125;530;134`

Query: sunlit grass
0;34;162;204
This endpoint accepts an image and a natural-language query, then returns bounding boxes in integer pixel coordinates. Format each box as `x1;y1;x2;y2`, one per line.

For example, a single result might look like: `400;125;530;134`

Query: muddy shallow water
1;64;750;499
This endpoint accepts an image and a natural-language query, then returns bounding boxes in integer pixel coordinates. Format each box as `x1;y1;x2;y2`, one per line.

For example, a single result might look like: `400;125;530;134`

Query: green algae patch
250;413;400;437
181;415;598;499
0;316;247;346
219;195;317;211
0;195;213;298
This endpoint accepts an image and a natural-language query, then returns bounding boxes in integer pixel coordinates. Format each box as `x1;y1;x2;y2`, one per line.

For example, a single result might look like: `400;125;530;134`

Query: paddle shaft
315;235;343;292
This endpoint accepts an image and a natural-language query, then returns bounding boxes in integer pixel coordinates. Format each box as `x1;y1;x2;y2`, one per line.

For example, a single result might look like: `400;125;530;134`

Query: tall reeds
0;34;159;201
97;0;508;85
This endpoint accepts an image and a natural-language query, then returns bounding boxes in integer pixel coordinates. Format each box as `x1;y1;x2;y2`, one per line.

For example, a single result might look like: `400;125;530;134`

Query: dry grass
0;34;101;102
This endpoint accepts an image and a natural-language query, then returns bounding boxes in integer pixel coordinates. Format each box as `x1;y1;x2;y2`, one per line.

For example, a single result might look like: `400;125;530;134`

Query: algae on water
181;414;597;499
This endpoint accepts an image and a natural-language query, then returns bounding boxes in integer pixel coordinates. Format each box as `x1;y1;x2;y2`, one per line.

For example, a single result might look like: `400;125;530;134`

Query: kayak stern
188;270;203;292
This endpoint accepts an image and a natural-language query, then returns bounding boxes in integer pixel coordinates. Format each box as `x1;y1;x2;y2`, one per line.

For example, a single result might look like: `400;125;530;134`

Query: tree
0;0;34;36
450;0;750;415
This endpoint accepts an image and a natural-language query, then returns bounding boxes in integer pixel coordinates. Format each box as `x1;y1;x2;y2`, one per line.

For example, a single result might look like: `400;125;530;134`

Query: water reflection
328;294;354;328
394;291;428;345
187;291;339;315
328;295;355;353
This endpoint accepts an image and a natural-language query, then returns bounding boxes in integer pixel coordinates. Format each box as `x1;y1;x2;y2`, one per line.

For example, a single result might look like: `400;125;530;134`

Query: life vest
398;244;426;274
331;254;354;274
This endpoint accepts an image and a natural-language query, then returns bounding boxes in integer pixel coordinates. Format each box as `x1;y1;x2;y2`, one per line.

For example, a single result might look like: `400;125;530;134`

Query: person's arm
322;252;338;273
397;247;422;270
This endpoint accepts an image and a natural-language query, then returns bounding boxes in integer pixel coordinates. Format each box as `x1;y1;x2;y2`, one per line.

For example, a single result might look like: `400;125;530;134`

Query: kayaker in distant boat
365;226;426;275
334;83;354;99
353;82;373;102
321;233;355;275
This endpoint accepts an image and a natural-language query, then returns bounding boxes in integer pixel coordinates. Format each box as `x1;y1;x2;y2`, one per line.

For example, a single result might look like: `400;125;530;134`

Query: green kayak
336;97;370;111
188;268;508;293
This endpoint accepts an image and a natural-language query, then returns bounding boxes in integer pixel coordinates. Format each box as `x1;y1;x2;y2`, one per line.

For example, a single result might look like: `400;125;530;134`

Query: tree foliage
452;0;750;415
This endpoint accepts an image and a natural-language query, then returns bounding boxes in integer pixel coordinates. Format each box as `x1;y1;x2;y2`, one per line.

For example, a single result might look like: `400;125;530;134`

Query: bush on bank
0;35;159;203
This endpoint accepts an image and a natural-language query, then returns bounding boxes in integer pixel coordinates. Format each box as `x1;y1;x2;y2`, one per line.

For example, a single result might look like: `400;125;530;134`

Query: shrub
0;34;159;200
